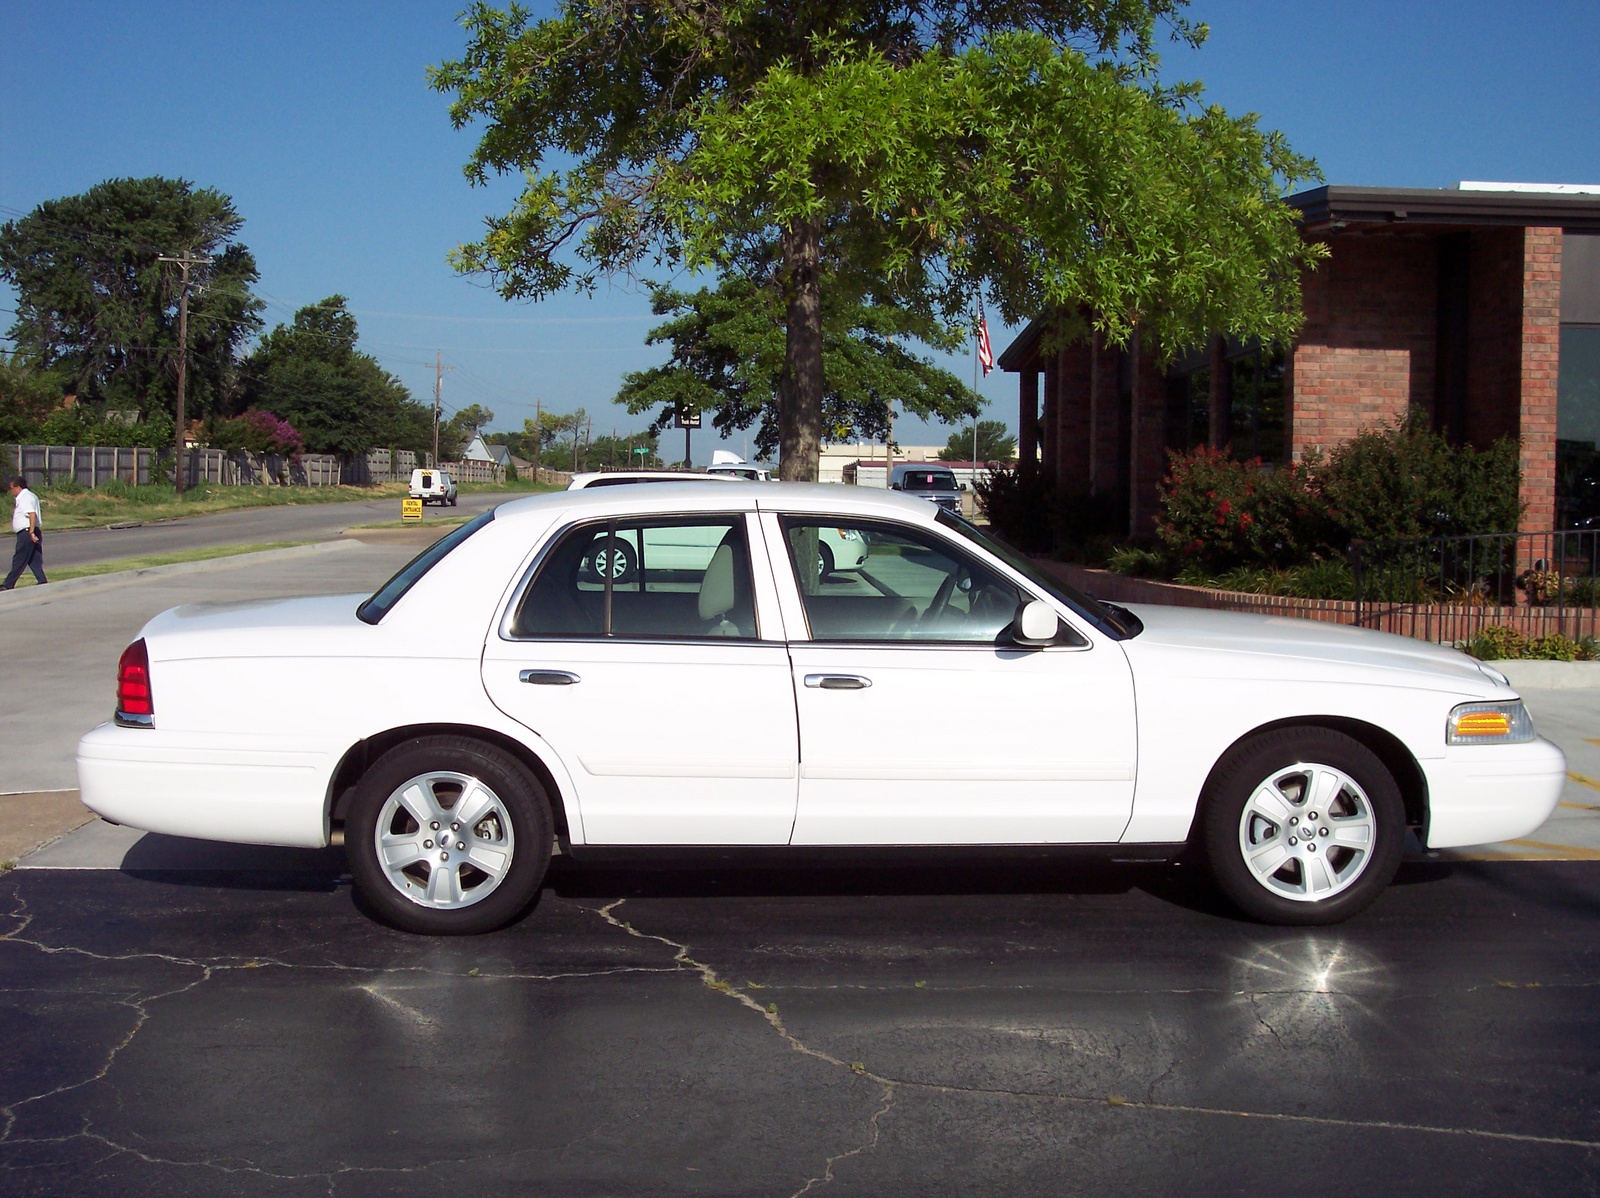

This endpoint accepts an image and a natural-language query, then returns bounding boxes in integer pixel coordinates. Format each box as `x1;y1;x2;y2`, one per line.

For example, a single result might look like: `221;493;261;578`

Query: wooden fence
5;444;156;487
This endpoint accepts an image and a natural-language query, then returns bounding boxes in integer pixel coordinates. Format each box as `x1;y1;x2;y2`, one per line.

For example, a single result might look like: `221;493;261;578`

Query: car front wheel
1200;727;1405;925
348;736;552;935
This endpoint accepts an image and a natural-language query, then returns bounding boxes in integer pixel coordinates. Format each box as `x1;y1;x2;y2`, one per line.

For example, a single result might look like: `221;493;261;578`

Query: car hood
1118;602;1507;697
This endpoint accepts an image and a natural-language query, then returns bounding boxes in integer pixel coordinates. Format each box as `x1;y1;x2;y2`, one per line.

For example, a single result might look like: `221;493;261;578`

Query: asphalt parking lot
1;537;1598;1194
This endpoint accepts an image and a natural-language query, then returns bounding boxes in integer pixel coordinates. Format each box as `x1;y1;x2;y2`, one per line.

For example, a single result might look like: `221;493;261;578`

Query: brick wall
1129;333;1167;534
1290;233;1436;459
1054;341;1093;486
1519;227;1562;531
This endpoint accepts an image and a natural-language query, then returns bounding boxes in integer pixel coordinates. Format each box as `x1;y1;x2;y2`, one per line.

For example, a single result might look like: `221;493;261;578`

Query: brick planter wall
1033;560;1598;645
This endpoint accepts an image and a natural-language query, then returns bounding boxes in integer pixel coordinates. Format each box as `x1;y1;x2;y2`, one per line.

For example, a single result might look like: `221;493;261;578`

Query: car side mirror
1008;599;1060;647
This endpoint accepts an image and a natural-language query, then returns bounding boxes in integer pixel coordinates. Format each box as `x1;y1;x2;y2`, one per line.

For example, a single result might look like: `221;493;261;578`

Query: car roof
493;480;941;526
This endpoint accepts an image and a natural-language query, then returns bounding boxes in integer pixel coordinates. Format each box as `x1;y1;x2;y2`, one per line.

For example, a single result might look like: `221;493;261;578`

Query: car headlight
1447;700;1534;745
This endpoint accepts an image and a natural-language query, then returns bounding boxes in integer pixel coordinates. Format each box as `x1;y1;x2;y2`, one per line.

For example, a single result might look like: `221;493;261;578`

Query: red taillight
117;638;154;721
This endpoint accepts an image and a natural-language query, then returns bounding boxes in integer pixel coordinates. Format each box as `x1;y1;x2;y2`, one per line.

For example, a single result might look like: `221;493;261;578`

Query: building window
1230;346;1286;464
1557;325;1600;528
1164;366;1210;454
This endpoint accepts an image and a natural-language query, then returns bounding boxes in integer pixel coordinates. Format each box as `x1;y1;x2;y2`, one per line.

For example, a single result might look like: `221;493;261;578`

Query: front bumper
76;722;332;848
1421;735;1567;849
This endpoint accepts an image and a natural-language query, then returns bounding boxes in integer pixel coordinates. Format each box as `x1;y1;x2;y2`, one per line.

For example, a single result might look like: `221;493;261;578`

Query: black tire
1199;727;1405;926
817;542;835;579
584;536;637;584
347;735;553;935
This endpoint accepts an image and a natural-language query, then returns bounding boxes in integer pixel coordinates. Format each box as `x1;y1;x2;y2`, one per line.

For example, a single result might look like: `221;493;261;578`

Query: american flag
976;305;993;376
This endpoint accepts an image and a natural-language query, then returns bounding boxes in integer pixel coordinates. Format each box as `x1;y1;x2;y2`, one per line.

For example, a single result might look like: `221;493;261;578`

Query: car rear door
763;512;1137;846
481;509;799;845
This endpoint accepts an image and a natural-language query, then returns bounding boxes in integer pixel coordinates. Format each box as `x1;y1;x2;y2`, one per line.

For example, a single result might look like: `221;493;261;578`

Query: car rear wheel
584;537;637;584
1200;727;1405;925
348;736;552;935
817;542;835;579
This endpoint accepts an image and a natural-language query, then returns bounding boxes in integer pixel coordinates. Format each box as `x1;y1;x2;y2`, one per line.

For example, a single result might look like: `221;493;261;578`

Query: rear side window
357;510;494;624
510;516;756;640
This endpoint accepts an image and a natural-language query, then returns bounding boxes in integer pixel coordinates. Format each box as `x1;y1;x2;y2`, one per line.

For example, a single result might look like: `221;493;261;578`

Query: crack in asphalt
591;899;898;1197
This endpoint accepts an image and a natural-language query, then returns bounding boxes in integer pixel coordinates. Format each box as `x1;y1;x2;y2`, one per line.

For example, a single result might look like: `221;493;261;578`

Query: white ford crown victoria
78;484;1566;934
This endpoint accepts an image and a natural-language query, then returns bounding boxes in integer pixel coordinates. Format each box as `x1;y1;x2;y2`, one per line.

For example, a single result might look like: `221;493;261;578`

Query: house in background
999;183;1600;534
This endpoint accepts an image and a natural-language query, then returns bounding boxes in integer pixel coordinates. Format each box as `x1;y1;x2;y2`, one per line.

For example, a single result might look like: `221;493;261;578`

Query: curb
1497;659;1600;691
0;540;362;611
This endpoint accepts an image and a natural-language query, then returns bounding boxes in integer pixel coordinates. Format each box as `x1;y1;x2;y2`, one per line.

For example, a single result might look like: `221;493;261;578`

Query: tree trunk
778;218;824;482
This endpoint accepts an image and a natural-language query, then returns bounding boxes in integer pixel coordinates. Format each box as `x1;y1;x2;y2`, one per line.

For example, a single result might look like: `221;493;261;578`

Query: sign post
673;406;701;468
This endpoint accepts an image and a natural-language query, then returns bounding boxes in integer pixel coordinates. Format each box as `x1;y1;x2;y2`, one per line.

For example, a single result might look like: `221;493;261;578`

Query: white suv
409;468;458;506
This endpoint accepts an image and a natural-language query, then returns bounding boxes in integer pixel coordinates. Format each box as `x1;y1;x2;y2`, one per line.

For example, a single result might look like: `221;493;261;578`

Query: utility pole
158;251;209;494
532;397;542;484
429;353;456;466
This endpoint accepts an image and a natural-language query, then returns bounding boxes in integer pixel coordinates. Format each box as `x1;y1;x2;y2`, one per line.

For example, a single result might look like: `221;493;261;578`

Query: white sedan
78;484;1566;934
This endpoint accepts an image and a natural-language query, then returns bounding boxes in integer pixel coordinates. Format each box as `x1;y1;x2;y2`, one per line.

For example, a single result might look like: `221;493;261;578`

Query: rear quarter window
357;510;495;624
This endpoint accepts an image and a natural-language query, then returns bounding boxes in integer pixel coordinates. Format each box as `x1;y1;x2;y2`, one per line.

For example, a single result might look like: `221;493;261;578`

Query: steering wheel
918;571;959;630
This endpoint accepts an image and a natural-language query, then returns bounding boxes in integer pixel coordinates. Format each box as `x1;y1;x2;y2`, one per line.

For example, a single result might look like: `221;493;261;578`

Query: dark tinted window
511;516;757;639
357;510;494;624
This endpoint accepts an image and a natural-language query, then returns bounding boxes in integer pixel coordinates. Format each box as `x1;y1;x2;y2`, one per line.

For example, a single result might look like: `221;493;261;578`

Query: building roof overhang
1291;185;1600;234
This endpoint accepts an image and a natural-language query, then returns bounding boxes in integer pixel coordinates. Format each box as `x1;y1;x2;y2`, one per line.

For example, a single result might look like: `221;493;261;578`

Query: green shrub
1155;417;1523;574
973;466;1057;554
1459;625;1595;661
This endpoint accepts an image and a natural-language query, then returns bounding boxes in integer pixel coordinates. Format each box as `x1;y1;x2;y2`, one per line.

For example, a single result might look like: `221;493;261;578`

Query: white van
409;468;458;506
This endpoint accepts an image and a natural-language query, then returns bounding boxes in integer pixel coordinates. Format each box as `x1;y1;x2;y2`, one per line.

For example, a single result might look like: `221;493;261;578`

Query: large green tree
433;1;1321;480
238;296;432;456
0;176;262;420
939;419;1016;463
615;276;980;457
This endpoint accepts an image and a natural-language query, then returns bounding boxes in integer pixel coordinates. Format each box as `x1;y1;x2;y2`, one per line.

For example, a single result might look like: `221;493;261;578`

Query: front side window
780;517;1035;644
510;515;756;640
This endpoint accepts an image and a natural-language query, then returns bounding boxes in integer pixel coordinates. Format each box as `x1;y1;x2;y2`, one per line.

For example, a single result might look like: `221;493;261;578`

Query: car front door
482;512;798;845
767;513;1137;846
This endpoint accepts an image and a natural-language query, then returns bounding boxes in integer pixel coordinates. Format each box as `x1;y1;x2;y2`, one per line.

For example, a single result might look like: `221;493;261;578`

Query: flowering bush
208;408;304;460
1155;446;1325;571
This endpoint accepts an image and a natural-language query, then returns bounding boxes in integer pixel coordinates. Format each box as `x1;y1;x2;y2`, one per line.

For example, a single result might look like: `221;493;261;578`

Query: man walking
3;475;46;590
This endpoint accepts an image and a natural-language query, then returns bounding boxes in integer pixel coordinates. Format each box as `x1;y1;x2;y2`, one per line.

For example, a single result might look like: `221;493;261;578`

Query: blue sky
2;1;1597;459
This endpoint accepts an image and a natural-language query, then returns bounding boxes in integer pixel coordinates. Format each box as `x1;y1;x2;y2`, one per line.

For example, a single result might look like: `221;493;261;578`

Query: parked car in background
706;450;774;482
409;468;458;506
79;484;1564;936
889;463;962;513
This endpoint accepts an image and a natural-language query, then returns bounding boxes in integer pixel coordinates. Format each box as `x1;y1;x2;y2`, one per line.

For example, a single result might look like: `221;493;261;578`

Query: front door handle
520;669;580;685
804;673;871;690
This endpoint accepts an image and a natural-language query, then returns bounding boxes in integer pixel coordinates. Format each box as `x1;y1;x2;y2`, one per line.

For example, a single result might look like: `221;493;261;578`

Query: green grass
0;480;418;531
350;515;474;531
3;541;306;587
459;479;563;495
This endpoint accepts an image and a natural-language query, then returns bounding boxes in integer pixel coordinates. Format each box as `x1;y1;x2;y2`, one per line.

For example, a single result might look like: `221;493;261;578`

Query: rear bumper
76;722;332;848
1422;736;1567;849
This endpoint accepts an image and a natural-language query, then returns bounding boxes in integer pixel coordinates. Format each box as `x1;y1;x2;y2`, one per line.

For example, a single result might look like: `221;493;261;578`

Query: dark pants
3;528;45;588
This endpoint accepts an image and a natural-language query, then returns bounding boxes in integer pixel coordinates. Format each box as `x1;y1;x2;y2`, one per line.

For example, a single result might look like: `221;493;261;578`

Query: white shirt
11;488;40;534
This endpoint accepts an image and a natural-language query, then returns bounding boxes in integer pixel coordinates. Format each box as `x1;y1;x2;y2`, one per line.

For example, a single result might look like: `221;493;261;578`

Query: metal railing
1351;528;1600;643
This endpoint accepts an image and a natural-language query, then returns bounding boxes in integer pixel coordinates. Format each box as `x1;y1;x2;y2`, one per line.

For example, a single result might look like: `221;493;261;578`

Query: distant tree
449;403;495;441
0;352;64;443
0;177;262;421
238;296;432;456
615;278;979;459
939;419;1016;463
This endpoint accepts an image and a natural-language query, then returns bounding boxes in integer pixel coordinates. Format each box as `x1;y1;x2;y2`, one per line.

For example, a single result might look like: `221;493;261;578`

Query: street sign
674;407;702;430
402;498;423;522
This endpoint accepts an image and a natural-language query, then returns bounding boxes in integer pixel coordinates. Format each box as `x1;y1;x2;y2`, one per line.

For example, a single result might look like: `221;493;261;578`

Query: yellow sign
402;498;423;522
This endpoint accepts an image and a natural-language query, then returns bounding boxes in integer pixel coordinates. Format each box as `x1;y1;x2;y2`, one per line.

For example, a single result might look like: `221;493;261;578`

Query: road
45;490;518;570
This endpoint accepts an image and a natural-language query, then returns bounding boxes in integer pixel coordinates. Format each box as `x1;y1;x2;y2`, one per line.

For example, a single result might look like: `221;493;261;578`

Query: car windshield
901;471;957;491
935;509;1141;640
357;510;495;624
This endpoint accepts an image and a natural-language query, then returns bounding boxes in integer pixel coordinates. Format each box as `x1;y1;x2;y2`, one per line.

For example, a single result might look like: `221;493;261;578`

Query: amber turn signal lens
1453;711;1509;738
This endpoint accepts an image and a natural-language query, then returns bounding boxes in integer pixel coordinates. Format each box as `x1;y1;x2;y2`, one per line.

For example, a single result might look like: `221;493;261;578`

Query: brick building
998;183;1600;534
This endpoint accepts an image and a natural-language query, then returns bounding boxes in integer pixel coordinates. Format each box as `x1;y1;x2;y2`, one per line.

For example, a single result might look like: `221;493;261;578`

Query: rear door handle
520;669;580;685
804;674;871;690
